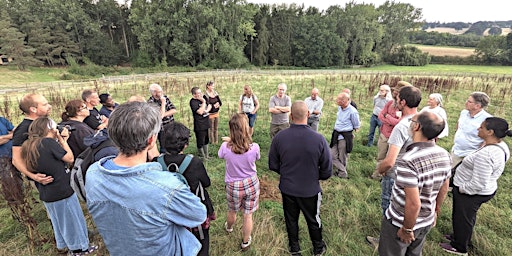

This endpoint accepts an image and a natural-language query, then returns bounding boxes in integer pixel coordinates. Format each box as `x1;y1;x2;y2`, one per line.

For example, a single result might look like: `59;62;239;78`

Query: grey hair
471;91;490;108
278;83;287;90
429;93;443;107
107;101;161;156
149;83;162;93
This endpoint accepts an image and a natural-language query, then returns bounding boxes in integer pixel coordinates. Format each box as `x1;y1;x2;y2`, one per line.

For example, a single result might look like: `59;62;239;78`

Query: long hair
21;117;55;173
62;99;84;121
243;85;253;97
228;113;252;154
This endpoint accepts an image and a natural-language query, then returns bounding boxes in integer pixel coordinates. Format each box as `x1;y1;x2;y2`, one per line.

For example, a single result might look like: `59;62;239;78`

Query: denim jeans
381;175;395;215
44;193;90;251
367;114;382;146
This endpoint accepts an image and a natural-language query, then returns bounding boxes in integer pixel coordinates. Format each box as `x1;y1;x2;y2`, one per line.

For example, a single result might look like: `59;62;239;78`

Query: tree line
0;0;510;71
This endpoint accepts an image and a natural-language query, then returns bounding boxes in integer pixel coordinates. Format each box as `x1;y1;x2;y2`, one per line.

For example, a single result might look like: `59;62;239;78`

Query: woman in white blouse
420;93;449;139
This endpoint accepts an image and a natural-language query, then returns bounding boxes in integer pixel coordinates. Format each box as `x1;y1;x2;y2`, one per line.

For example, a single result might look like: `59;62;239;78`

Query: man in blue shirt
330;92;360;178
0;116;14;157
86;101;206;256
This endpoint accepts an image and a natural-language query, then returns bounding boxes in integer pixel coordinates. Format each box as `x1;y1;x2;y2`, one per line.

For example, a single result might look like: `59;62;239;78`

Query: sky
245;0;511;23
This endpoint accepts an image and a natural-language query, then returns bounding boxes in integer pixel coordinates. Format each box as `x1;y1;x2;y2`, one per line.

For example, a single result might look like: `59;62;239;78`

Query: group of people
0;79;510;256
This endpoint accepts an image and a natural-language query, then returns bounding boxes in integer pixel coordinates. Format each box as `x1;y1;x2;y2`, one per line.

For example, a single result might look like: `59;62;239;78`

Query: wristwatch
402;227;413;234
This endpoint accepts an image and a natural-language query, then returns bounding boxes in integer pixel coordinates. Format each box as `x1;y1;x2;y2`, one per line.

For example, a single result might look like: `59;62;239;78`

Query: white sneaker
241;236;252;251
225;222;233;233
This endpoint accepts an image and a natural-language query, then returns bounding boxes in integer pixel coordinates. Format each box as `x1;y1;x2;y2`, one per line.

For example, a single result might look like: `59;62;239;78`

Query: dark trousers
282;192;325;254
194;129;209;149
192;228;209;256
451;186;494;253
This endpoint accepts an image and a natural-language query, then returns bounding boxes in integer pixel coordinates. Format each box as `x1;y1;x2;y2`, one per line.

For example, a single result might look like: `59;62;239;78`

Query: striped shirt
453;141;510;195
385;141;452;230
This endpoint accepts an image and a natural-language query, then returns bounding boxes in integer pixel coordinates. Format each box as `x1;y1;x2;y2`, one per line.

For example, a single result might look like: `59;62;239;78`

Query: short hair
191;87;200;95
19;93;39;114
417;112;445;140
62;99;84;121
107;101;161;157
149;83;162;93
484;117;512;139
398;86;421;108
291;101;308;120
81;89;96;101
471;92;490;108
162;122;190;154
99;93;110;104
278;83;287;90
429;93;443;107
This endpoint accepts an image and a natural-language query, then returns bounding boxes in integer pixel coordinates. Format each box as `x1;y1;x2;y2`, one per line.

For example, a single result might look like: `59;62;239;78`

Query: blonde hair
228;113;252;154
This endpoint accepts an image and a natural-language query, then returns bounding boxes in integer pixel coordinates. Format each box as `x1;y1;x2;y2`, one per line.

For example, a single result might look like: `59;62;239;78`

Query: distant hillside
423;21;512;36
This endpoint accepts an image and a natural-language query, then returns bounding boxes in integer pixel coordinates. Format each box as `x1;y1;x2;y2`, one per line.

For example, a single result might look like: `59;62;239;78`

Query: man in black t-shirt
82;89;108;130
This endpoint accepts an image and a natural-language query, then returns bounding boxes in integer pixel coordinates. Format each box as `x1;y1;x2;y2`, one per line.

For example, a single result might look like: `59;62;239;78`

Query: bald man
304;88;324;132
269;101;332;256
330;92;360;178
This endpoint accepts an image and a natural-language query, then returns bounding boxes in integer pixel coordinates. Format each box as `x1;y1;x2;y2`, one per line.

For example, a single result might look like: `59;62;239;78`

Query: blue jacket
86;157;207;256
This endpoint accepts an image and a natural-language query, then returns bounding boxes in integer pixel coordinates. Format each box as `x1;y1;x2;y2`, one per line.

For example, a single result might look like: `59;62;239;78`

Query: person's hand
214;102;220;108
33;173;54;185
397;228;415;244
221;136;231;142
100;115;108;123
160;96;166;103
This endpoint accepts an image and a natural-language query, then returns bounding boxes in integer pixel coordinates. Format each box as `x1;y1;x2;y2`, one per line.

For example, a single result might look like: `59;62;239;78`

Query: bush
389;46;430;66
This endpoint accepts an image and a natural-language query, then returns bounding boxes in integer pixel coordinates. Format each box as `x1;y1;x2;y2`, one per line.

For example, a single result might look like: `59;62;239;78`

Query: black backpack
70;139;115;201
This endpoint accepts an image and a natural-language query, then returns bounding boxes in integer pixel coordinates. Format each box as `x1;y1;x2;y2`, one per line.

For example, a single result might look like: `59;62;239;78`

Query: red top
378;100;401;138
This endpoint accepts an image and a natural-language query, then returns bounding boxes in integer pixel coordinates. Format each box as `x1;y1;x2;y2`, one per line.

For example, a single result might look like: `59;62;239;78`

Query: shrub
389;46;430;66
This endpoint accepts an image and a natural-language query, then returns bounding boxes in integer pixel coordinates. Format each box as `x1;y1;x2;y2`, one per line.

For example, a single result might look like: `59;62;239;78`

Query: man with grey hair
86;101;206;256
148;83;177;153
269;83;291;138
304;88;324;132
451;91;492;167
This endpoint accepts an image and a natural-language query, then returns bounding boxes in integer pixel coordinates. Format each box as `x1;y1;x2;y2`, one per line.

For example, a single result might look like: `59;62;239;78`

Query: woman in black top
204;81;222;144
190;86;212;159
21;117;97;256
60;99;95;157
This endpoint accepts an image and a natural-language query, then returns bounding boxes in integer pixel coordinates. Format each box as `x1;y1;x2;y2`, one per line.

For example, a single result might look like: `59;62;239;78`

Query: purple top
218;142;260;183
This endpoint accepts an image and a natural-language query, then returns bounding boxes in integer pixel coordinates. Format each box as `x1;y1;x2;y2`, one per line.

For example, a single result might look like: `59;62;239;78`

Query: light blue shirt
334;105;360;140
452;109;492;157
86;157;207;256
304;96;324;119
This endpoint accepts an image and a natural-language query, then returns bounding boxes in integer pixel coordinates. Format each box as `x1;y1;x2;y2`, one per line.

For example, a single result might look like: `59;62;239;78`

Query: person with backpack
21;117;98;256
238;85;259;137
155;121;215;256
218;113;261;252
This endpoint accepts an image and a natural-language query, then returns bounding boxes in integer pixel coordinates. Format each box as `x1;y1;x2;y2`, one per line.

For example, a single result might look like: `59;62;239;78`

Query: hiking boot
439;243;468;256
366;236;379;249
314;244;327;256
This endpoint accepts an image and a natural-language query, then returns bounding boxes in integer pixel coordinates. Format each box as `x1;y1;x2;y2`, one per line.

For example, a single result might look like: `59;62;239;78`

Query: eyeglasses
408;118;418;124
80;106;88;110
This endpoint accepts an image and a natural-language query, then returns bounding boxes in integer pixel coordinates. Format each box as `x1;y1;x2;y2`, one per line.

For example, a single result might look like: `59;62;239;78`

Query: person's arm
318;139;333;180
378;144;400;174
459;150;494;194
252;97;260;114
196;159;211;188
12;146;54;184
238;98;243;113
165;185;207;228
314;99;324;115
268;140;280;174
397;186;421;243
195;97;211;115
435;179;450;218
57;128;74;164
0;130;13;145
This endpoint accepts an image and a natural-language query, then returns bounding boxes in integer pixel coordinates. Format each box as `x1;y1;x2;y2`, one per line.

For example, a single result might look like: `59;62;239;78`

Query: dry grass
414;45;476;57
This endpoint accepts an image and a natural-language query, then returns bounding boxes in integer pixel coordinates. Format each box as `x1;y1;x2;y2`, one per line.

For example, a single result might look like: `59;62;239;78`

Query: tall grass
1;70;512;255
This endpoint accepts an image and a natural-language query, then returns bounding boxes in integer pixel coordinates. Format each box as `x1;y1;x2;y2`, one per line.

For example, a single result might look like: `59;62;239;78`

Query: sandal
68;245;98;256
225;222;233;233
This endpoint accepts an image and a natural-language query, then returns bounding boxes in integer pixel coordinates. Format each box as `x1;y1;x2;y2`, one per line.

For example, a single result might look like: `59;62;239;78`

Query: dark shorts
245;113;257;128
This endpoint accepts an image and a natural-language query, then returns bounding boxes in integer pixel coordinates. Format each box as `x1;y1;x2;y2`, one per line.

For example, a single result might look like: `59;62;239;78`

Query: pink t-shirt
218;142;260;183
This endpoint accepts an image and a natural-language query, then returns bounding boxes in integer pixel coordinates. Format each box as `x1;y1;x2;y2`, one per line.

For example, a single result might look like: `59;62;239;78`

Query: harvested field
414;44;475;57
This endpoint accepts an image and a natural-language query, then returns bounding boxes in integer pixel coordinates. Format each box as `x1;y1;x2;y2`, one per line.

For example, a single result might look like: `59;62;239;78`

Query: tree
389;45;430;66
475;35;507;64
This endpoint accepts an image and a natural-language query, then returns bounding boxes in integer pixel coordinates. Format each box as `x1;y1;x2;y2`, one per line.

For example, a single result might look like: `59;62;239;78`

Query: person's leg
330;144;341;177
208;117;214;144
405;225;432;256
378;217;407;256
381;175;394;215
227;210;237;230
282;193;301;253
270;123;278;139
373;133;389;178
242;175;260;243
338;139;348;177
367;115;378;146
242;213;253;244
213;116;219;144
297;192;325;255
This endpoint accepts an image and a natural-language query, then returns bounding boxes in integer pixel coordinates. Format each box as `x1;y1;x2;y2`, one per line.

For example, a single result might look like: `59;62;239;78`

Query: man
82;89;108;130
451;92;491;167
85;101;206;255
190;86;212;159
269;83;291;138
366;85;421;247
378;111;451;256
330;92;360;178
0;116;14;157
269;101;332;256
304;88;324;132
148;83;177;152
342;88;357;109
98;93;118;118
11;93;54;184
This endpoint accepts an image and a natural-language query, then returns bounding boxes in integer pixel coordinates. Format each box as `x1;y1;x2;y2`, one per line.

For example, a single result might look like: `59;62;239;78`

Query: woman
440;117;511;255
190;86;211;159
367;84;392;147
157;122;215;256
218;114;260;251
420;93;449;139
204;81;222;144
60;99;95;157
21;117;97;256
238;85;259;137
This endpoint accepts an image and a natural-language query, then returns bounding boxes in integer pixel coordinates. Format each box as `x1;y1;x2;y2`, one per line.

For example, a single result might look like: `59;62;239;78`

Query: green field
1;68;512;255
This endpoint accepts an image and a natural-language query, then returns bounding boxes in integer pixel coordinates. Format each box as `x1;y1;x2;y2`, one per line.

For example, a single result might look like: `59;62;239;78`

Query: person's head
162;122;190;154
191;87;203;99
82;89;100;107
127;95;145;102
466;92;490;112
290;101;309;124
277;83;287;97
311;88;319;100
397;86;421;110
378;85;392;100
479;117;512;140
428;93;443;108
392;81;412;99
336;92;350;108
228;113;252;154
409;112;445;140
149;83;164;99
206;81;215;90
19;94;52;117
341;88;351;96
107;101;161;157
243;84;253;96
22;117;58;172
62;99;89;121
99;93;115;108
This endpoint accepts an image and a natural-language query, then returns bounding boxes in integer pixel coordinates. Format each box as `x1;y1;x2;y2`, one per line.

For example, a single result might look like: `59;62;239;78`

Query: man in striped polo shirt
378;111;452;256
